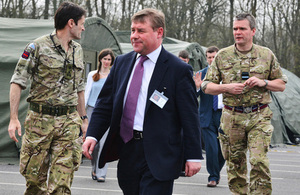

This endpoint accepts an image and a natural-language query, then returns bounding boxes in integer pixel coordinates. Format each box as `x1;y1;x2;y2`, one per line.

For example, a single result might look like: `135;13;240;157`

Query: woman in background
85;48;115;182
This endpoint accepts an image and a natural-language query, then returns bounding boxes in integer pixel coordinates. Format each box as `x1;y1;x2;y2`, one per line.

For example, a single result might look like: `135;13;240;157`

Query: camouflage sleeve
201;54;221;92
10;43;37;90
268;52;288;83
76;45;85;92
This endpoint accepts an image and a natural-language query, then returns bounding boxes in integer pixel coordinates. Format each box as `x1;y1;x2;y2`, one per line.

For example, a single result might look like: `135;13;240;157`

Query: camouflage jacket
202;44;287;107
10;31;85;106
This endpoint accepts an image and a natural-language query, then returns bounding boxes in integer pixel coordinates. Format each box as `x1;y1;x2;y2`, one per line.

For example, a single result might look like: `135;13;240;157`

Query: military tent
269;68;300;145
0;17;122;158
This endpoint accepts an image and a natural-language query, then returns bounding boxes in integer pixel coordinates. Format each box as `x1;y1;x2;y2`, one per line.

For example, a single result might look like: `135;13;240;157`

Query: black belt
133;130;143;140
29;102;76;116
213;109;222;111
224;104;268;113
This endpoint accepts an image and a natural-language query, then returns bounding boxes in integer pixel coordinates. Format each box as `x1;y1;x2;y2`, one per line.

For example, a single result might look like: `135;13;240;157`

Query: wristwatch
80;115;88;120
264;79;268;88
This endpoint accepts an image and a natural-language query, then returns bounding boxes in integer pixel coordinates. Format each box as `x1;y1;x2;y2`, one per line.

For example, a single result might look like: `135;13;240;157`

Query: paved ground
0;144;300;195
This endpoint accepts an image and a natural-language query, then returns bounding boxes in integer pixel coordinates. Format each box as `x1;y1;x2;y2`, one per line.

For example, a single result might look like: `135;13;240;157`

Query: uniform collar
50;30;76;51
234;43;258;59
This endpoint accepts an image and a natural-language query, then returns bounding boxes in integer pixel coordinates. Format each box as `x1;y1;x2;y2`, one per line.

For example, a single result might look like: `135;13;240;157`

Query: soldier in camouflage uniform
201;13;287;194
8;2;88;194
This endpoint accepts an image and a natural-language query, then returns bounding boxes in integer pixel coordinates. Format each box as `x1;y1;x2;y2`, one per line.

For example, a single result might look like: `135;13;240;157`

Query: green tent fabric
269;68;300;145
80;17;123;54
78;17;123;79
0;17;123;158
0;17;54;158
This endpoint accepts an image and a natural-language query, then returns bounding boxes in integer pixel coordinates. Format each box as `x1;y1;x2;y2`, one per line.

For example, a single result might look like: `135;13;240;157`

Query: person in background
178;50;190;64
194;46;225;187
85;48;115;182
201;13;287;194
82;8;202;195
8;1;87;194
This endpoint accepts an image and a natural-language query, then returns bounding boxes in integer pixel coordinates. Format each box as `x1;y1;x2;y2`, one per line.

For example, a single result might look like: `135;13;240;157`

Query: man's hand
193;72;203;90
226;83;245;94
8;119;22;143
9;83;22;143
185;161;201;177
244;76;266;88
82;138;97;160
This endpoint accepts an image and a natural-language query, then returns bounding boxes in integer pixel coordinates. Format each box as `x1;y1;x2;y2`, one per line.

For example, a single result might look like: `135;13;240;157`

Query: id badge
150;90;168;109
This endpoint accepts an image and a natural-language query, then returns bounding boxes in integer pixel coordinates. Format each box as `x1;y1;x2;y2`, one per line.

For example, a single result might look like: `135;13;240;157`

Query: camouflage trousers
218;106;273;195
20;110;83;195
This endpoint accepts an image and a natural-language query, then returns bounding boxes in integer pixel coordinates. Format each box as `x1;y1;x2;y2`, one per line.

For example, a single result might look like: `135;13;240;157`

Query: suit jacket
197;67;214;128
86;47;203;181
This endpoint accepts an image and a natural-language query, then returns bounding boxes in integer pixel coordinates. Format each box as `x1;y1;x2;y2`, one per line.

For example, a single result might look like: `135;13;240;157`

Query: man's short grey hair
235;13;256;29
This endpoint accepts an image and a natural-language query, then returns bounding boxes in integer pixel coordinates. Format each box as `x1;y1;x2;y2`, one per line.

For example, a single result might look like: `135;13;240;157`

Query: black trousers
117;138;174;195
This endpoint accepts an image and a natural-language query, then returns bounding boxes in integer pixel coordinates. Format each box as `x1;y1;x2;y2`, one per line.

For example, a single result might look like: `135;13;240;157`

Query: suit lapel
145;48;169;113
116;52;137;109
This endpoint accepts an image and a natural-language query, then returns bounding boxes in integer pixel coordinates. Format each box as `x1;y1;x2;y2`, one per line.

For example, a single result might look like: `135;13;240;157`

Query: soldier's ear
67;19;75;28
251;28;256;36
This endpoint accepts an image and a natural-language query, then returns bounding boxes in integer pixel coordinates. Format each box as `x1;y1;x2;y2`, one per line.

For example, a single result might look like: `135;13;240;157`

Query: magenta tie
120;55;148;143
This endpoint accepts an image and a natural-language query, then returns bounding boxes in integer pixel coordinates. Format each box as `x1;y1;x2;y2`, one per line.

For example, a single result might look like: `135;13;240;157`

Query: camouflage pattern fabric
11;31;85;194
219;107;273;195
20;110;82;194
202;44;287;107
10;30;85;106
202;44;287;194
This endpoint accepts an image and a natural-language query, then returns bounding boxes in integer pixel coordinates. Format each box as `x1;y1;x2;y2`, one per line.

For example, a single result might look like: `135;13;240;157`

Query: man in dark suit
194;46;225;187
82;8;203;195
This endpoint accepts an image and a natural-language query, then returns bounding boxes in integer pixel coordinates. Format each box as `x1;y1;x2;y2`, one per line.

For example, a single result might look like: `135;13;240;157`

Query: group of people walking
8;1;287;195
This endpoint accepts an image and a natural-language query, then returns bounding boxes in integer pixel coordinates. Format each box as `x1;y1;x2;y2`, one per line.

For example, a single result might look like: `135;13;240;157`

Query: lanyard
50;34;76;89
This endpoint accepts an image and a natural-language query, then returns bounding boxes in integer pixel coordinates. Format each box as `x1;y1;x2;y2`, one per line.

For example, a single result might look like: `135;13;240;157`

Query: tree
31;0;36;18
0;0;300;77
18;0;23;18
44;0;49;19
86;0;92;17
280;0;300;75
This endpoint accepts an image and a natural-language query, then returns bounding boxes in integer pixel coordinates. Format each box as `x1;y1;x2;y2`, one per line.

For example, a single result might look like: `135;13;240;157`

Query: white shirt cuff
86;136;98;142
186;159;201;162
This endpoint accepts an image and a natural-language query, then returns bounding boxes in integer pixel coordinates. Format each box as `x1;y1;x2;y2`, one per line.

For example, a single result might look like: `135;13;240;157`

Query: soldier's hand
244;76;266;88
193;72;203;90
227;83;245;94
8;119;22;143
81;119;88;142
185;161;201;177
82;139;97;160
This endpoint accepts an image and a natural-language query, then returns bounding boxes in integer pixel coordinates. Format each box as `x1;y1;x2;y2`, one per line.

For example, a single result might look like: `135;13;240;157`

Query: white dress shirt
217;93;224;109
123;45;161;131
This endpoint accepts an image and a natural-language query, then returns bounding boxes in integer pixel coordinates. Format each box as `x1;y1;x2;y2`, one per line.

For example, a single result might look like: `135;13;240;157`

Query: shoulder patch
21;42;36;59
28;43;35;50
21;50;30;59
